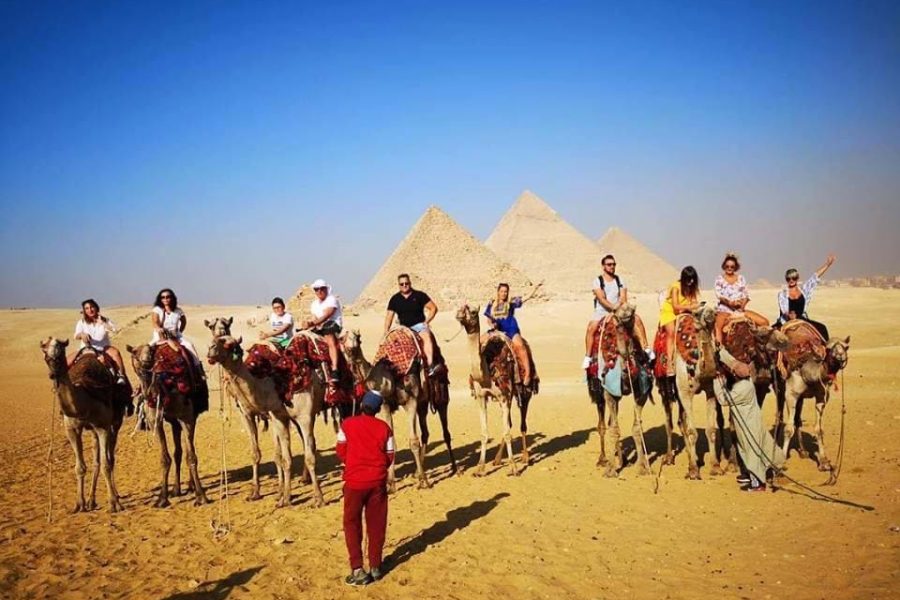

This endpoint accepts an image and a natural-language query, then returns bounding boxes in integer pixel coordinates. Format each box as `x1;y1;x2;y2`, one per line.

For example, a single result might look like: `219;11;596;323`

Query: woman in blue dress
484;282;541;385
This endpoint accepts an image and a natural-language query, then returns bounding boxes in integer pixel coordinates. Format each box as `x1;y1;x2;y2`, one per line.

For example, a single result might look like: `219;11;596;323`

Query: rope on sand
210;365;232;540
825;370;847;486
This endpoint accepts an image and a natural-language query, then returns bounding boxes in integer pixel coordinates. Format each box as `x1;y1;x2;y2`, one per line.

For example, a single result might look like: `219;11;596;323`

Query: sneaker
736;474;751;485
581;356;592;370
344;568;373;587
741;483;767;493
369;566;384;581
116;376;127;386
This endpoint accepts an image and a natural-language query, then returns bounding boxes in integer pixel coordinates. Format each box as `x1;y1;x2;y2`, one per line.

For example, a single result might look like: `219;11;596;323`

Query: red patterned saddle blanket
781;320;826;374
587;316;619;379
675;314;716;379
483;333;539;395
373;328;449;384
149;344;194;409
246;335;356;406
722;316;757;364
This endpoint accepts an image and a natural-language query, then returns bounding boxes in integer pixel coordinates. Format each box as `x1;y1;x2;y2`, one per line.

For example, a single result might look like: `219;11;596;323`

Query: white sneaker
581;356;592;370
646;349;655;362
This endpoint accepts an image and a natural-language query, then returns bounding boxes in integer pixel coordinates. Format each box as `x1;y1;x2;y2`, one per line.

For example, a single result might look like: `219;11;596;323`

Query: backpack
594;274;622;309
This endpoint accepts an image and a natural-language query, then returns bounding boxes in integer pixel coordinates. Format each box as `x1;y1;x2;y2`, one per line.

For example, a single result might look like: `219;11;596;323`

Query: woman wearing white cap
306;278;343;383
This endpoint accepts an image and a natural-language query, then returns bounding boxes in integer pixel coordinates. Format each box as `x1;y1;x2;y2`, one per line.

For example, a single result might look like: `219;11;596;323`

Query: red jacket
336;414;395;489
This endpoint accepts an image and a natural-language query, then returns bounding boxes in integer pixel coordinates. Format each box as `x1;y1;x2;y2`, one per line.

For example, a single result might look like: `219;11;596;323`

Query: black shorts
313;321;342;336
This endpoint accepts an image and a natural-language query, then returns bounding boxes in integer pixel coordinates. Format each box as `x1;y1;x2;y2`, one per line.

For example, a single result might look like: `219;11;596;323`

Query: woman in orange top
658;266;701;375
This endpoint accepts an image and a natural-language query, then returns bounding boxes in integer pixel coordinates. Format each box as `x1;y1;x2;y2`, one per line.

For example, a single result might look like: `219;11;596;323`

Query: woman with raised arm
776;254;836;340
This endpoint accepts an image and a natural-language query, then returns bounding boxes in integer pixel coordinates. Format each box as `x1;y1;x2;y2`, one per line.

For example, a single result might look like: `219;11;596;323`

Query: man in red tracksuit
337;390;394;586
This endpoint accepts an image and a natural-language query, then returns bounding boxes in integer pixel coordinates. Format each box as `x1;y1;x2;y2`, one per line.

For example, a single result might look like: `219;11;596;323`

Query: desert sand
0;288;898;599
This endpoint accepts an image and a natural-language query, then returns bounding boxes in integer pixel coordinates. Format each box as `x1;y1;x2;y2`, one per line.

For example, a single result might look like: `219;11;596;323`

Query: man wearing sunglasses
384;274;439;376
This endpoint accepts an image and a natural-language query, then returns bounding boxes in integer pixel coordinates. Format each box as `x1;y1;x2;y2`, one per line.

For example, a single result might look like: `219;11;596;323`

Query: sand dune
0;288;897;598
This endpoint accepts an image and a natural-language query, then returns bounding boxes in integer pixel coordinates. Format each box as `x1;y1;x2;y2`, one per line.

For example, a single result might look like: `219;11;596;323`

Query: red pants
343;483;388;570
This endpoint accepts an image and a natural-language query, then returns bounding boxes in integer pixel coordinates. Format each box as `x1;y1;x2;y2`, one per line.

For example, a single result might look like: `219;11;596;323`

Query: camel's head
753;326;791;354
455;304;480;335
40;337;68;379
207;335;243;365
340;329;363;357
826;336;851;372
613;303;636;328
204;316;233;339
693;303;717;331
126;343;155;388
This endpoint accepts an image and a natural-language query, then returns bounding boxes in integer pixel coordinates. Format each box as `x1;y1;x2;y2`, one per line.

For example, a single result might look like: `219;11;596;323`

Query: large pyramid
485;190;601;297
355;206;539;308
596;227;678;292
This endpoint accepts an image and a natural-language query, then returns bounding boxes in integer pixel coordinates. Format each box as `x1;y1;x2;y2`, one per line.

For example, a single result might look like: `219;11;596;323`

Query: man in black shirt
384;273;438;375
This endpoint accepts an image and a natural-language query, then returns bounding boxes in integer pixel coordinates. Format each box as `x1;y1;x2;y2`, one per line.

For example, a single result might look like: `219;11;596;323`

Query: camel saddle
779;320;826;376
482;332;539;397
721;315;757;364
280;334;356;406
148;344;208;413
587;315;620;379
652;327;669;379
69;353;132;412
373;328;449;384
675;314;716;379
245;342;296;403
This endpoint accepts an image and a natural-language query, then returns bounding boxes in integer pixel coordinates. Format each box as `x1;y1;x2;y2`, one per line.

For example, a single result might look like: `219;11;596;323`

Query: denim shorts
410;322;428;334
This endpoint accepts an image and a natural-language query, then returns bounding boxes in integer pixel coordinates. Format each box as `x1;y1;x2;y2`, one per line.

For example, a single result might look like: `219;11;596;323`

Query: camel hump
721;313;751;338
374;328;422;377
69;354;114;390
781;321;827;375
783;319;825;343
722;318;756;363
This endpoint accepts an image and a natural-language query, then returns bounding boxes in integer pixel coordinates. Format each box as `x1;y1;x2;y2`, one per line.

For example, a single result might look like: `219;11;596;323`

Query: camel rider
71;298;129;387
583;254;650;370
658;266;702;376
384;273;439;376
306;279;343;384
150;288;204;376
714;251;769;343
260;296;294;349
776;254;835;340
713;347;784;492
484;282;541;386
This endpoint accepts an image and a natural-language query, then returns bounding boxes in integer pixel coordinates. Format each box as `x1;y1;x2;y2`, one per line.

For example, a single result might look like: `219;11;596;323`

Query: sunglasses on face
399;282;410;287
725;264;737;269
313;287;326;292
786;276;799;282
604;262;616;267
161;295;173;299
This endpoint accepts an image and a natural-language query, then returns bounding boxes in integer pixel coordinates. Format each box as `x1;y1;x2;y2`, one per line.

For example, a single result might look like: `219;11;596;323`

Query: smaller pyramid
485;190;601;296
596;227;678;292
752;278;776;289
286;284;316;316
355;206;539;308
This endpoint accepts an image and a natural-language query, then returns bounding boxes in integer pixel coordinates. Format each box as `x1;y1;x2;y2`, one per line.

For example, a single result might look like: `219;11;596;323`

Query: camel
585;304;654;477
720;315;789;407
205;324;327;508
41;338;126;513
340;329;458;481
655;304;735;479
775;321;850;471
455;304;538;477
127;343;209;508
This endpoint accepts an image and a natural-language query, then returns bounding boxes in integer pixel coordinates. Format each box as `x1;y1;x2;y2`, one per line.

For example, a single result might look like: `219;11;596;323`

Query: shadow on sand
161;566;264;600
384;492;510;572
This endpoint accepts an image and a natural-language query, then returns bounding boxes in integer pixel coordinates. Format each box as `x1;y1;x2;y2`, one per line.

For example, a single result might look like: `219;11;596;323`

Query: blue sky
1;1;898;307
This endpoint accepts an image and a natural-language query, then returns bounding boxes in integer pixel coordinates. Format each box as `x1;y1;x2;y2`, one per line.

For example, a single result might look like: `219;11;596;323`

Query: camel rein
717;374;870;511
210;363;233;540
622;339;658;495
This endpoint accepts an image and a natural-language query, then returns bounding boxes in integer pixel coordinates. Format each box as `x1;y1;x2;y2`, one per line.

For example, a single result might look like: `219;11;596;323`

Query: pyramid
596;227;678;292
485;190;601;297
355;206;540;308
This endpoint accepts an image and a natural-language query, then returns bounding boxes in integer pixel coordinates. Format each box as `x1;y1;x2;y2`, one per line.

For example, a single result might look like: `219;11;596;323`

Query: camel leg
435;402;459;475
170;421;184;496
796;398;810;459
662;393;676;466
290;418;311;485
603;392;621;478
595;394;608;467
96;428;123;513
240;410;263;501
66;425;88;513
781;380;800;460
107;425;123;505
814;392;832;472
492;411;510;466
500;400;518;476
417;399;430;449
518;394;531;465
725;411;739;473
474;394;489;477
88;430;100;511
677;376;700;480
407;401;432;488
706;395;723;476
153;416;172;508
632;396;650;476
296;409;324;507
271;417;293;508
183;419;210;506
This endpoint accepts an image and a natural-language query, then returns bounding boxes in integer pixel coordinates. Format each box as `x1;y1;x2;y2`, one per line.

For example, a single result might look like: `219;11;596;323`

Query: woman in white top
305;279;343;383
260;296;294;349
150;288;201;366
70;298;128;385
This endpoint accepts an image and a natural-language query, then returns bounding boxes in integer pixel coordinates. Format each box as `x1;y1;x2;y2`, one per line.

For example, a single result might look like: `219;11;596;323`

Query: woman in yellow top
659;266;702;375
